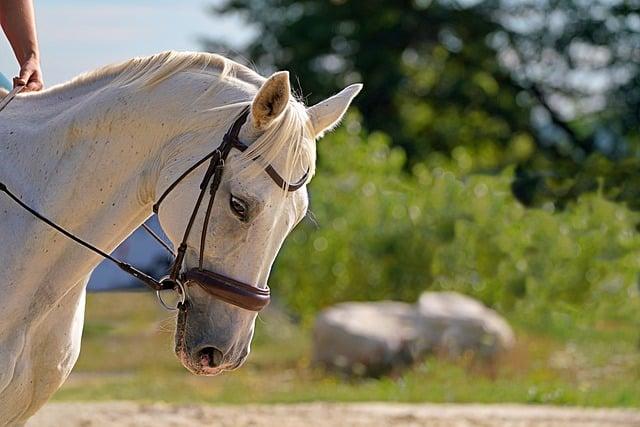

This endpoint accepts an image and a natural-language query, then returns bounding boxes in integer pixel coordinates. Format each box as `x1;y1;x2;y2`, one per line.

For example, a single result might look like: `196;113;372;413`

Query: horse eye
229;195;248;221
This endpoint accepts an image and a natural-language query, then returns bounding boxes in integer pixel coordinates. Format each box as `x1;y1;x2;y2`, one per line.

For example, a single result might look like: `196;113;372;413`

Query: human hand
14;55;43;92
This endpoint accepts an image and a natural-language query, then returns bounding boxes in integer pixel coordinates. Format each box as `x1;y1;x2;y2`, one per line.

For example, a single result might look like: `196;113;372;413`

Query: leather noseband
183;269;271;311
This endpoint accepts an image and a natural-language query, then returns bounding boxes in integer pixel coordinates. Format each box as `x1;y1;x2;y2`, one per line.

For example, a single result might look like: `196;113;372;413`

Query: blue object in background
87;217;172;292
0;72;11;90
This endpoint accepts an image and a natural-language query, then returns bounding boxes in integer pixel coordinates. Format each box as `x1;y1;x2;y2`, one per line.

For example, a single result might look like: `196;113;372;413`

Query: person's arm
0;0;43;91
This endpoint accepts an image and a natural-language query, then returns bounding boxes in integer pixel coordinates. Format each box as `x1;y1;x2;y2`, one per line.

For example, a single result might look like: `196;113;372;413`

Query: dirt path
26;402;640;427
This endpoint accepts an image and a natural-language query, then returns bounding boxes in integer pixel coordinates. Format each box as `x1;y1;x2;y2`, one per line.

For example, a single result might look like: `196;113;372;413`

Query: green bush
272;114;640;326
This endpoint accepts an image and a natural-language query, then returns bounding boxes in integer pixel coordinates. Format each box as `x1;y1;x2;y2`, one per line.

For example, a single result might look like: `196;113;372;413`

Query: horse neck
0;69;248;295
3;77;159;237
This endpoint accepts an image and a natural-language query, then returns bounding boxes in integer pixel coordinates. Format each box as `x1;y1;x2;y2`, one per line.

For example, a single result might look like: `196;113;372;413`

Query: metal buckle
156;276;187;311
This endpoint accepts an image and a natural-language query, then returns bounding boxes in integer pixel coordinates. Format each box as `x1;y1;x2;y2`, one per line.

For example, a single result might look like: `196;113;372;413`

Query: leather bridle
152;106;307;311
0;90;308;313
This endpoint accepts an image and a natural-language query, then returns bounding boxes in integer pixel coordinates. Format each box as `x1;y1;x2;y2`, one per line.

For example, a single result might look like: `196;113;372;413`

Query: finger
26;81;43;92
18;67;31;83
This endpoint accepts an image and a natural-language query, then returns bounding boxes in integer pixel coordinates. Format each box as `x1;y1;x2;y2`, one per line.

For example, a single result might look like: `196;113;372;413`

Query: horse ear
308;84;363;138
251;71;291;129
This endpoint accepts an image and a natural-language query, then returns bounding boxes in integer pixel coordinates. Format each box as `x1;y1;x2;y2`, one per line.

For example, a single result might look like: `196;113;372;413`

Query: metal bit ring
156;276;187;311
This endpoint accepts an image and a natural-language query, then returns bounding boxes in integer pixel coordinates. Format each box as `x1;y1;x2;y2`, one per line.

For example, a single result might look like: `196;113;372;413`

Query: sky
0;0;254;290
0;0;254;84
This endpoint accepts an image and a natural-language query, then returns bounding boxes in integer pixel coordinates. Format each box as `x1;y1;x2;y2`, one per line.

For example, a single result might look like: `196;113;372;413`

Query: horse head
156;69;361;375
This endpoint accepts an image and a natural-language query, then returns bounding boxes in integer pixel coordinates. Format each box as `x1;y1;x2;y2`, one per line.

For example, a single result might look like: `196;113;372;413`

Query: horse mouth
173;309;192;369
174;308;203;373
173;308;245;376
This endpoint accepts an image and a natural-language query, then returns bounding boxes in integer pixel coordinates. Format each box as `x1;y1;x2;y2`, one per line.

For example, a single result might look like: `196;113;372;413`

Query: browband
153;108;308;214
227;136;309;192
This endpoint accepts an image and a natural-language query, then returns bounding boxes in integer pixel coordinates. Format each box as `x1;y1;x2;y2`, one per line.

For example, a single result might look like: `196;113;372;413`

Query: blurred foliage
208;0;640;209
272;115;640;324
493;0;640;209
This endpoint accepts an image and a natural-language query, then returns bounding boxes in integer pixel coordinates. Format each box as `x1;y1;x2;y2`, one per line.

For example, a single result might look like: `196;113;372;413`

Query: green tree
491;0;640;209
206;0;535;171
208;0;640;209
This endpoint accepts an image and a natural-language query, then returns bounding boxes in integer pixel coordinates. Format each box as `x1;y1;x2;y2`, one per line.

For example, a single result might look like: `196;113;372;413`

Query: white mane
64;50;264;90
51;51;316;185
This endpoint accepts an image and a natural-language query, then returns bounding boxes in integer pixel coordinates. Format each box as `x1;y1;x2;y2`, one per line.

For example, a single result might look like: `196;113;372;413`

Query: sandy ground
26;402;640;427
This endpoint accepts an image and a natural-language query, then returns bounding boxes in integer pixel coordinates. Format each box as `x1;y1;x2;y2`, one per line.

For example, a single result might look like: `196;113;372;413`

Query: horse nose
196;346;225;368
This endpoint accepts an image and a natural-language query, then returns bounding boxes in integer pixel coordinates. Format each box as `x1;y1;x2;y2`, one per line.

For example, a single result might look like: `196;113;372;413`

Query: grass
52;292;640;407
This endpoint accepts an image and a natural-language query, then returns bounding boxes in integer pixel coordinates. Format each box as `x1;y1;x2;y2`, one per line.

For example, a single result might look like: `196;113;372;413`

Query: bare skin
0;0;43;91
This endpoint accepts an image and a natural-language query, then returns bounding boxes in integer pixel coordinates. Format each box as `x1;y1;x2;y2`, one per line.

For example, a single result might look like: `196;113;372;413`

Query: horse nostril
197;347;224;368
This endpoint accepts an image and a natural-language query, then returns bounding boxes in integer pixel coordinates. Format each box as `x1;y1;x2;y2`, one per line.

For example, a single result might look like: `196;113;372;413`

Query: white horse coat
0;51;361;425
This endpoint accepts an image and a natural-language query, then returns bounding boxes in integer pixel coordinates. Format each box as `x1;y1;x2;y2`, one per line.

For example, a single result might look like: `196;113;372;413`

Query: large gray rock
312;292;514;376
312;301;423;376
416;291;515;359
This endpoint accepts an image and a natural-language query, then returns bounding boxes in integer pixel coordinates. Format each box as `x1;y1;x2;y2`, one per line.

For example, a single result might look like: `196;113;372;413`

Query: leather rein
0;88;307;312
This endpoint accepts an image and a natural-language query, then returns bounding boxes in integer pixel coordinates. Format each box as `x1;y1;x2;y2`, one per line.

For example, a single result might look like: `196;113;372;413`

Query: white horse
0;51;361;425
